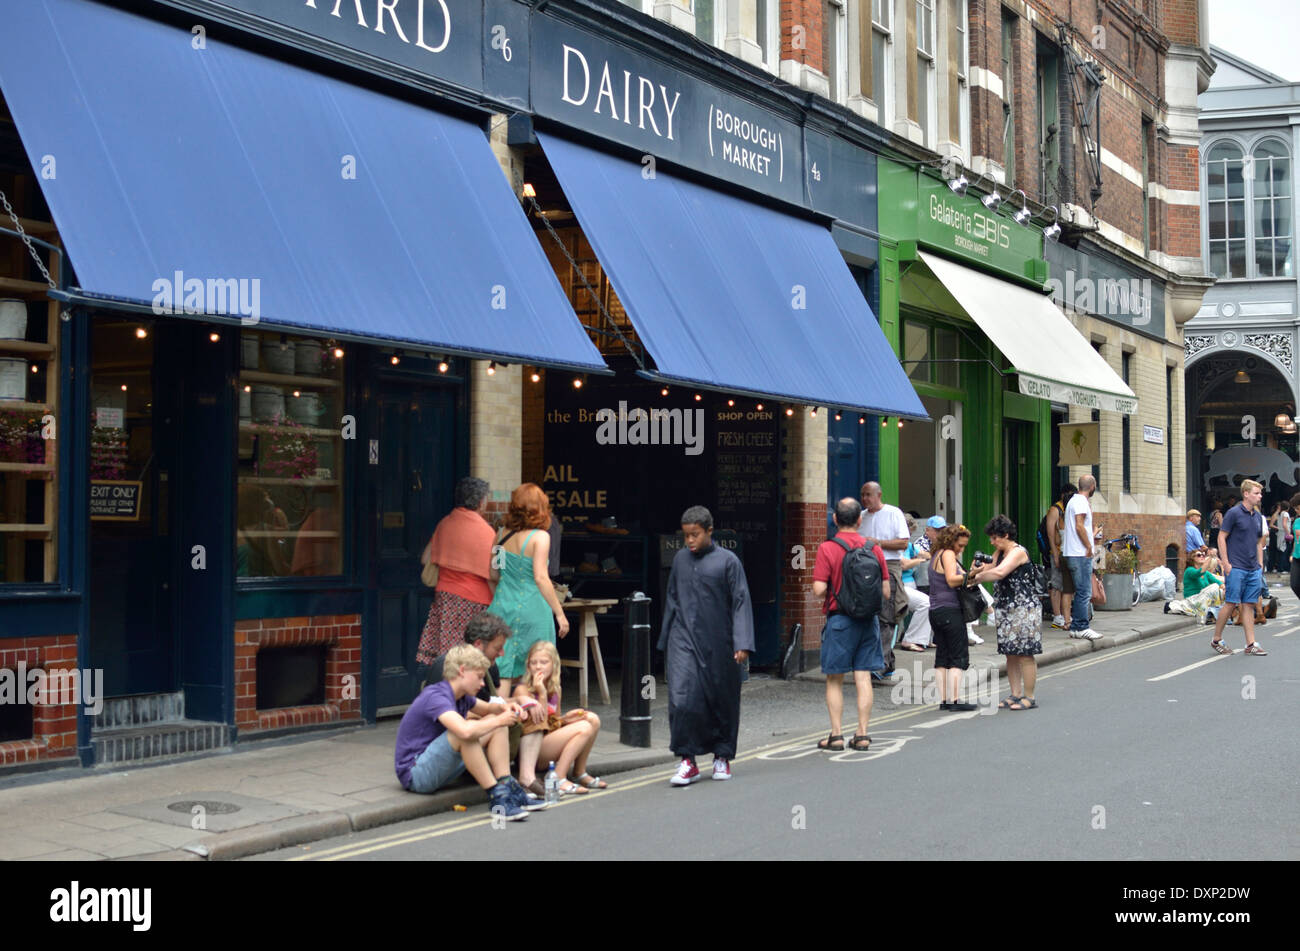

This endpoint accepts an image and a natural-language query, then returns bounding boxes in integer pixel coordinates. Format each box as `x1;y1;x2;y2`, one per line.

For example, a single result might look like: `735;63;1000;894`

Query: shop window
904;321;929;381
954;0;969;154
0;688;34;742
236;331;345;578
934;327;958;389
1;98;61;585
1121;352;1131;493
824;0;847;103
1166;366;1174;496
1001;14;1017;184
695;0;718;45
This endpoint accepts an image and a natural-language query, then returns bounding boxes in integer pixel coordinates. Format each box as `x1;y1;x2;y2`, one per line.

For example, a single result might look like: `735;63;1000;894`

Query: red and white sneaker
712;758;732;781
670;757;700;786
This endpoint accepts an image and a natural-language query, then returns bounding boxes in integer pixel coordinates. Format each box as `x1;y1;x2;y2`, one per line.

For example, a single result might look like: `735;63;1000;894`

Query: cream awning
916;251;1138;415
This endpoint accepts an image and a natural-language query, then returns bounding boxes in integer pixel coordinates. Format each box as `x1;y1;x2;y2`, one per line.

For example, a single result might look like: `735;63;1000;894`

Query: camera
972;551;993;566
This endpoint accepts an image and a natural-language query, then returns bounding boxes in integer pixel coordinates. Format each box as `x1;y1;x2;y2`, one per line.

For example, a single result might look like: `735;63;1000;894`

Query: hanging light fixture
946;157;969;195
486;361;497;375
1275;412;1291;429
1042;206;1062;242
1012;189;1032;225
981;189;1002;211
1235;370;1251;384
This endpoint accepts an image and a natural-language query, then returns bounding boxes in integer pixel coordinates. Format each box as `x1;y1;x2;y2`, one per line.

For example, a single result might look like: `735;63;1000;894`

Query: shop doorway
1003;419;1035;535
88;318;178;696
898;395;962;524
372;382;456;710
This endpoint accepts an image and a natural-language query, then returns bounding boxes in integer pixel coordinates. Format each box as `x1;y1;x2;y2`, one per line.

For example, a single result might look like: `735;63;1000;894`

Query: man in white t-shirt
1062;474;1101;640
859;481;911;674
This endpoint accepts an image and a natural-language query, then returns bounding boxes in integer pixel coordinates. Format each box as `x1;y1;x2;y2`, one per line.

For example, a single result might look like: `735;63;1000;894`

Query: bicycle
1101;533;1142;606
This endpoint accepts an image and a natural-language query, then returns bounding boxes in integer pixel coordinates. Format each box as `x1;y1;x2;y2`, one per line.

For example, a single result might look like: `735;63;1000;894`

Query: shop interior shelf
238;421;338;438
0;340;55;357
237;476;340;487
0;277;51;299
0;462;54;477
0;400;52;413
239;369;341;388
0;523;53;535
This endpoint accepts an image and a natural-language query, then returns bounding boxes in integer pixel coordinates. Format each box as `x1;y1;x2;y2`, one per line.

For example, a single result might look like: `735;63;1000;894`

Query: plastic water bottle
544;761;560;805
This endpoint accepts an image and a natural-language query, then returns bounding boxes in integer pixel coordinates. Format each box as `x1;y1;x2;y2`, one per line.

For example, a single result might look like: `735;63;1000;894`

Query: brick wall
234;616;361;733
782;500;829;662
0;635;79;767
471;360;523;507
781;0;824;68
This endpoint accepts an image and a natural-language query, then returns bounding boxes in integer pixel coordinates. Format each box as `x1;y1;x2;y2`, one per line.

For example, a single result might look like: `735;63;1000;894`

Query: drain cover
167;800;241;815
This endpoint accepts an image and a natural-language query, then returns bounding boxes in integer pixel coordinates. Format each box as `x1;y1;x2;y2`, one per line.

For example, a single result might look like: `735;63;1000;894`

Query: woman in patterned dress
968;514;1042;710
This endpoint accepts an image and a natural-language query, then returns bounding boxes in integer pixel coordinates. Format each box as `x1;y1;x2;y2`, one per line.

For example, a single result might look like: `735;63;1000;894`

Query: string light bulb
859;416;865;425
573;377;583;389
727;399;735;407
809;407;818;418
486;361;497;375
530;370;540;383
897;419;904;428
756;402;764;412
661;387;669;397
209;332;220;342
694;393;702;402
438;361;449;373
391;353;401;365
785;407;794;417
135;327;147;339
834;412;842;422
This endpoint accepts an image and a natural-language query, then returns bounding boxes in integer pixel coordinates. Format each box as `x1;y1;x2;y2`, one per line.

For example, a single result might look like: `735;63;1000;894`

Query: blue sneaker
488;782;528;821
505;776;548;811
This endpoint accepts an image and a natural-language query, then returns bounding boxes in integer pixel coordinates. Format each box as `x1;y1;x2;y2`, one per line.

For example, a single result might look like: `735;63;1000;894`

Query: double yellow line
292;625;1211;861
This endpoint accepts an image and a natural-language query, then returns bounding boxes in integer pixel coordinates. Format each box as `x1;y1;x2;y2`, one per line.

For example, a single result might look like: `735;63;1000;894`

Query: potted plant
0;409;44;466
260;413;318;480
1097;547;1137;611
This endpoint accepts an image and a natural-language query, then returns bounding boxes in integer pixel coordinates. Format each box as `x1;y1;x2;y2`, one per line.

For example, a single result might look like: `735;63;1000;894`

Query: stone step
92;692;185;730
93;720;230;767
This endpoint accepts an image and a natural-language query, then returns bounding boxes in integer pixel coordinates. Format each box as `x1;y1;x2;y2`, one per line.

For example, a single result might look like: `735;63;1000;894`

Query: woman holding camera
968;514;1041;710
928;524;976;711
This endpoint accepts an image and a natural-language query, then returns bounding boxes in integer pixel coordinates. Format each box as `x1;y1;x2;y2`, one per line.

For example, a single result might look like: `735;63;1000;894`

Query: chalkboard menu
711;405;777;594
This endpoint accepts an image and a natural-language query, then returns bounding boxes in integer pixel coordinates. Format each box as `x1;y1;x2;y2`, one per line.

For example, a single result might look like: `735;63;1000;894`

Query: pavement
0;589;1261;862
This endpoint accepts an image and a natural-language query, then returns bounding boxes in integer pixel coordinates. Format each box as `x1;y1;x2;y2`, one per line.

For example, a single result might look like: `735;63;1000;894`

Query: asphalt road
255;607;1299;861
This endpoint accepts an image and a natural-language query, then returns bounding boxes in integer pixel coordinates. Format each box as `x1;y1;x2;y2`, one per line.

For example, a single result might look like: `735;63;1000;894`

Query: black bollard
620;591;653;748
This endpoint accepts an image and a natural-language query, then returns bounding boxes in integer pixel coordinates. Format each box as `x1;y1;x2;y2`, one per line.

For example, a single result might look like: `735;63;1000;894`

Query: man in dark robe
658;505;755;785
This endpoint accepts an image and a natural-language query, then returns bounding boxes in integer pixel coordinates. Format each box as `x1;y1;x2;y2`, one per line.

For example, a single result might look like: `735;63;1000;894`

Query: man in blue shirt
1185;509;1205;553
1210;480;1269;656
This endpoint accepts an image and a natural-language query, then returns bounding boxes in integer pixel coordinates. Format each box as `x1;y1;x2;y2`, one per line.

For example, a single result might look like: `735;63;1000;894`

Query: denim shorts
1224;566;1263;605
407;731;466;794
820;613;884;675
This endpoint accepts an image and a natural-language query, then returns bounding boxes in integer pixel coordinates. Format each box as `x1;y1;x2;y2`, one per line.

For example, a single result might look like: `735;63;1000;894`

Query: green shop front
875;158;1135;538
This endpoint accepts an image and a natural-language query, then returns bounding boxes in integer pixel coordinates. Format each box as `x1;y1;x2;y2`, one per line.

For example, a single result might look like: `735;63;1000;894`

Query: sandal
556;779;588;796
1009;697;1038;710
897;643;925;652
1211;639;1234;655
847;735;871;751
525;779;545;797
997;695;1023;710
574;772;607;789
817;734;845;751
1243;643;1269;655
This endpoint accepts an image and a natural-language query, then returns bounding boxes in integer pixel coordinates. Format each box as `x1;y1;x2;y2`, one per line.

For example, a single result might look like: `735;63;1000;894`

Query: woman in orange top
416;477;497;664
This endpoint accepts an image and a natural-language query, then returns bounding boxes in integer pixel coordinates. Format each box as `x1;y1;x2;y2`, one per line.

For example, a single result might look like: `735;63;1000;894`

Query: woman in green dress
489;483;571;696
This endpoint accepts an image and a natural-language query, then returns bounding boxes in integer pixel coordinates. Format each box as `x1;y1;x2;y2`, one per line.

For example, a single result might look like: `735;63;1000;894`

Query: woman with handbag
415;477;497;666
928;524;978;711
969;515;1042;710
512;640;605;798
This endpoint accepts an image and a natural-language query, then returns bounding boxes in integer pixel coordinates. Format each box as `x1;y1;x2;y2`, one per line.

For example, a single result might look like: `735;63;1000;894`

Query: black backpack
832;537;883;619
1036;503;1061;564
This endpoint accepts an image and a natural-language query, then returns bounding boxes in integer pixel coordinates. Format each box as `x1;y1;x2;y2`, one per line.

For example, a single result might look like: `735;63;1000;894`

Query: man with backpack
812;498;891;752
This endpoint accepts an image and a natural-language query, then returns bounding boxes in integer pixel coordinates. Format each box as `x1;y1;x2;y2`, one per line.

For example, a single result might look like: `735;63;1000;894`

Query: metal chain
0;186;71;321
525;192;643;369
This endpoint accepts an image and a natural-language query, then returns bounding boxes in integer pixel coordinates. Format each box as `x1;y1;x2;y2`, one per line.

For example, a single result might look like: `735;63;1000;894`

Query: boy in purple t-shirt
394;644;537;821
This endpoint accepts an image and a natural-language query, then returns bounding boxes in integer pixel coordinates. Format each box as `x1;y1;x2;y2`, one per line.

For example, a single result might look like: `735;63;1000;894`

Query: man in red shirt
812;498;891;752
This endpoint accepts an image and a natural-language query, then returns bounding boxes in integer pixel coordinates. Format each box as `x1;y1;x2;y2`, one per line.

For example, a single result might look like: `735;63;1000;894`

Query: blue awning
0;0;606;373
537;133;927;417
